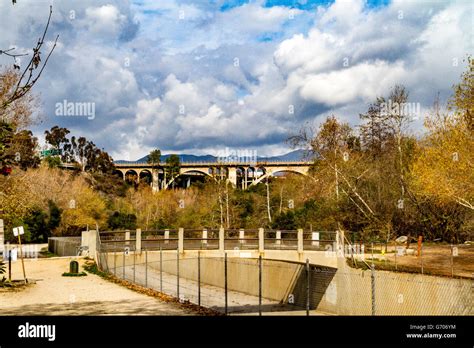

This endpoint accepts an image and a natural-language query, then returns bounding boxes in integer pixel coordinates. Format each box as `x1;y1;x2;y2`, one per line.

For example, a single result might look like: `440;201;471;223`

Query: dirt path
378;244;474;278
0;257;197;315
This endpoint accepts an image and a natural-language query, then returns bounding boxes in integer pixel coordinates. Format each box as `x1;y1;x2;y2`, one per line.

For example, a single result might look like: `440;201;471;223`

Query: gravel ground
0;257;197;315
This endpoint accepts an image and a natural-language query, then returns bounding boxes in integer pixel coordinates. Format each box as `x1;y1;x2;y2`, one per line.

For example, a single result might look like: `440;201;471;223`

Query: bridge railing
113;160;312;166
224;229;259;250
302;231;337;251
183;229;220;250
98;228;340;253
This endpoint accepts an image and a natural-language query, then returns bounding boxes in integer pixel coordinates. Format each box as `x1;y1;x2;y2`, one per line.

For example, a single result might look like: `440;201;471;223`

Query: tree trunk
266;177;272;223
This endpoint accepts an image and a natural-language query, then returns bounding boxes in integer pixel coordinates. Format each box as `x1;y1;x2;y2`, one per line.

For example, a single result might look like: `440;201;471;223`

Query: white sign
124;247;130;256
13;226;25;237
452;247;458;257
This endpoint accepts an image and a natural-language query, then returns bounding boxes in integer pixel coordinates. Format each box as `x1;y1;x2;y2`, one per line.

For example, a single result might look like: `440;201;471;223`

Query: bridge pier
227;167;238;188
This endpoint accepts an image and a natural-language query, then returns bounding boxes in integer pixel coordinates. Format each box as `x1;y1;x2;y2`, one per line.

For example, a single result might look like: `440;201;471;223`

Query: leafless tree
0;5;59;115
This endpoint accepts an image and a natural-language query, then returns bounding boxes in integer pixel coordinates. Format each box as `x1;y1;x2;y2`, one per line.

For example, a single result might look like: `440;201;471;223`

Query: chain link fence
96;243;473;316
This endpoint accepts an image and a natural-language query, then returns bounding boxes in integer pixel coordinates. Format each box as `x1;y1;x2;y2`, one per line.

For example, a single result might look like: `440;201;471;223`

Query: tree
0;6;58;115
448;56;473;132
45;126;70;151
11;130;40;169
147;149;161;168
0;121;14;168
44;126;115;174
24;208;49;243
412;59;474;211
165;154;181;188
47;200;62;232
0;69;39;129
107;211;137;230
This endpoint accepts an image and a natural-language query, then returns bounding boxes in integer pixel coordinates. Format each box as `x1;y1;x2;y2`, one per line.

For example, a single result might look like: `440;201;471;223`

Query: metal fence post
8;249;12;281
133;250;136;283
259;255;262;316
198;251;201;307
225;252;228;315
371;242;374;263
122;249;125;279
450;244;454;278
160;246;163;292
145;249;148;288
306;259;310;316
371;264;376;316
177;248;180;300
420;243;424;274
394;246;397;271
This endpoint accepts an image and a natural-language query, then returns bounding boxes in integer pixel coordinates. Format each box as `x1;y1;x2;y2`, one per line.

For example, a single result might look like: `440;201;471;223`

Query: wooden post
417;235;423;257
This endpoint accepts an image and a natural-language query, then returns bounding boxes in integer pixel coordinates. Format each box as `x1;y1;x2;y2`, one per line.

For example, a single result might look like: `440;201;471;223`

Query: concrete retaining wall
48;237;81;256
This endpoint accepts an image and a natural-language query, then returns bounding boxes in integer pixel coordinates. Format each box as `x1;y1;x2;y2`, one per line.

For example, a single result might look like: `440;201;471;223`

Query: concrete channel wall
101;250;473;315
315;260;473;315
103;250;307;303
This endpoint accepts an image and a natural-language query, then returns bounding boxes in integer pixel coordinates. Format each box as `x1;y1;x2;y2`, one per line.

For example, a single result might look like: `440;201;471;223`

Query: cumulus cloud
0;0;471;160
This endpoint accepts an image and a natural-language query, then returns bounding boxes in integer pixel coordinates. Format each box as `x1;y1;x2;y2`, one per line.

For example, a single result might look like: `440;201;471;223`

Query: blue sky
0;0;471;160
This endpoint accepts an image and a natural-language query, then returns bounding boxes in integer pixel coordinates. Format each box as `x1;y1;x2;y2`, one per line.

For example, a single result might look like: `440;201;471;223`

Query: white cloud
83;5;127;38
299;60;407;106
0;0;470;160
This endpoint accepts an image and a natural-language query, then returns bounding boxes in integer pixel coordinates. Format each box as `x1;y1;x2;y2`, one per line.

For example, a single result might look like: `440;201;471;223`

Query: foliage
44;126;115;174
412;58;474;211
62;272;87;277
147;149;161;167
165;154;181;185
107;211;137;230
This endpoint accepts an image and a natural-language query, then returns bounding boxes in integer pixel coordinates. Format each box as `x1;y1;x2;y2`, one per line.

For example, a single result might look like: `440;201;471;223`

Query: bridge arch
164;169;214;189
249;168;308;186
139;169;152;184
125;169;138;184
112;169;124;180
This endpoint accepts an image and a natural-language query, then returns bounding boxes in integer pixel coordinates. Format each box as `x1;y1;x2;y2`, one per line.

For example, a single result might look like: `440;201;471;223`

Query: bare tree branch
1;5;59;113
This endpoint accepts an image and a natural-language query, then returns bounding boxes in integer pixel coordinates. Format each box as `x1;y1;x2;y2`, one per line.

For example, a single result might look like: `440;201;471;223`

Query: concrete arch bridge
113;161;312;190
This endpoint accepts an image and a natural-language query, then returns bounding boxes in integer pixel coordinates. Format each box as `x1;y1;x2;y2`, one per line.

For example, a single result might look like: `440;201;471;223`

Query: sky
0;0;472;160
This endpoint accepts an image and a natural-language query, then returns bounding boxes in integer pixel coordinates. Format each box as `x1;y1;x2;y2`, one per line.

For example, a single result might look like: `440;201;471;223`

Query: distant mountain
259;149;308;162
115;149;308;164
